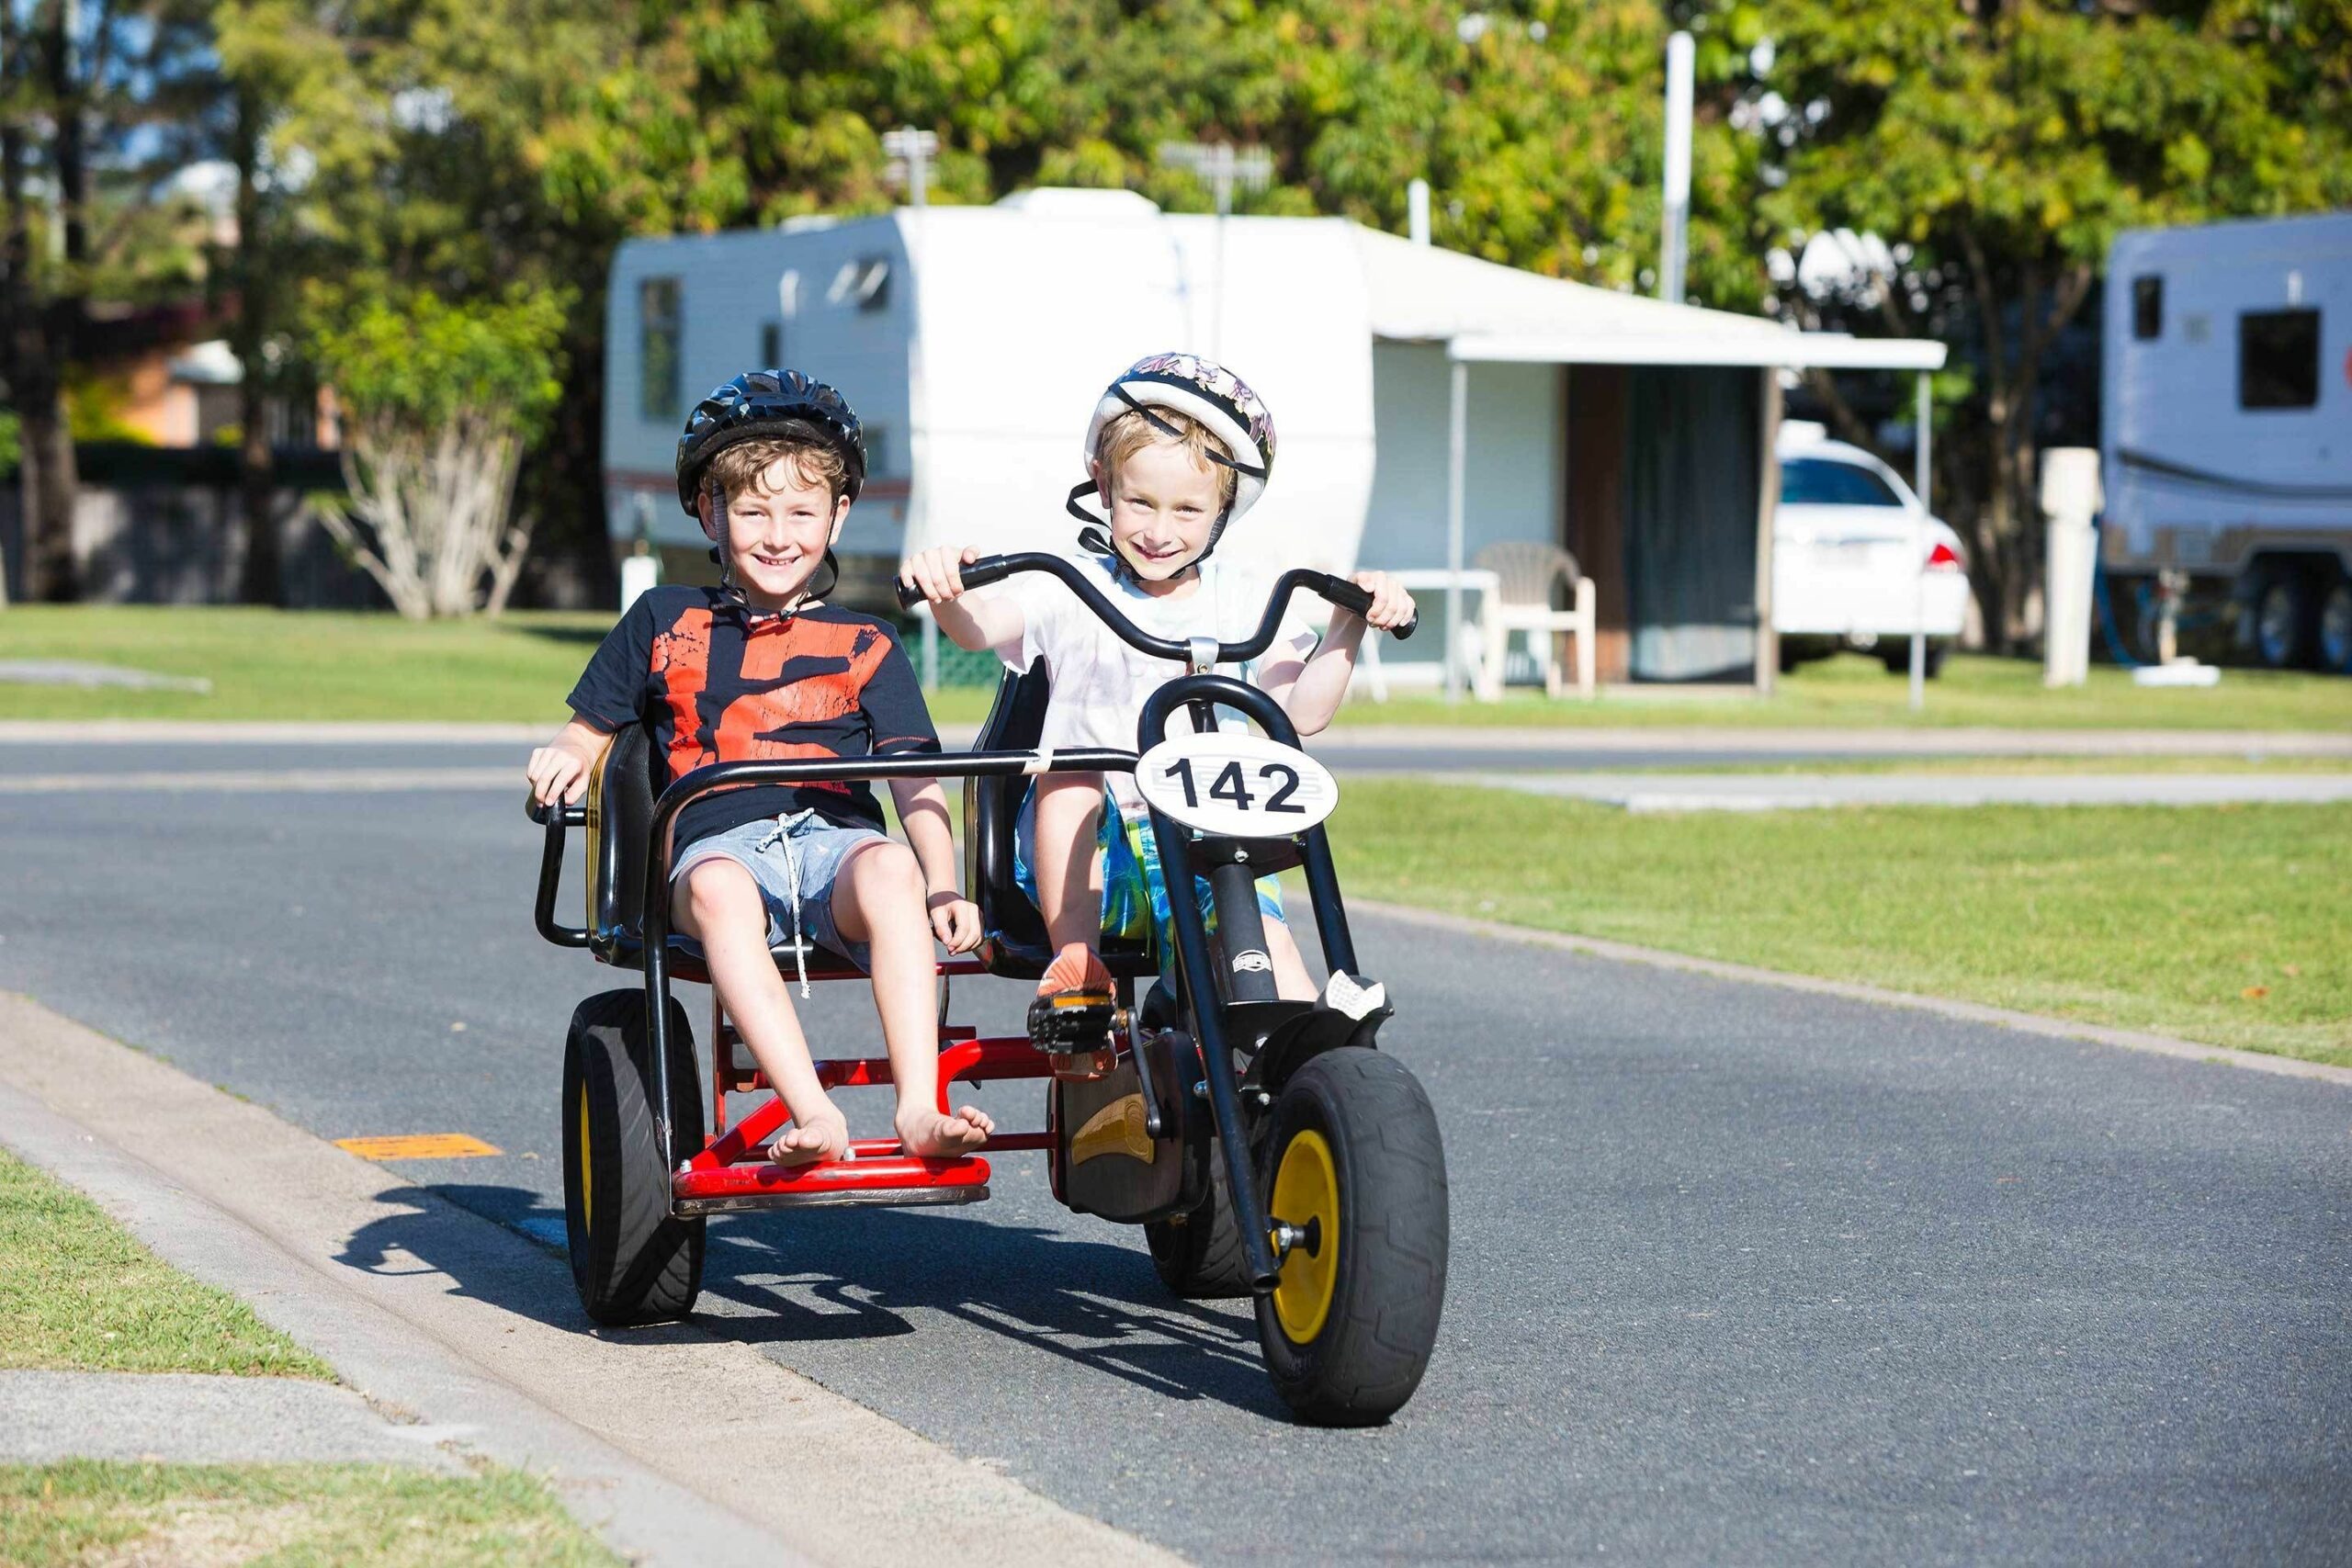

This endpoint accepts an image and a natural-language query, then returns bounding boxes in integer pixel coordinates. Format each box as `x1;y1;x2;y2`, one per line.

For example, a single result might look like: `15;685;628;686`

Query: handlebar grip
895;554;1015;610
1322;576;1419;641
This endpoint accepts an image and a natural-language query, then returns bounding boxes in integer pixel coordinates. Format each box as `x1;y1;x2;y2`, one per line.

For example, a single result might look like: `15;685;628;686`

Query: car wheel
1878;643;1947;679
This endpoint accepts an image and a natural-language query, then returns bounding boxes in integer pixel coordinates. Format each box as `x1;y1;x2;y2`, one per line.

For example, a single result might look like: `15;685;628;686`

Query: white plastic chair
1472;542;1597;700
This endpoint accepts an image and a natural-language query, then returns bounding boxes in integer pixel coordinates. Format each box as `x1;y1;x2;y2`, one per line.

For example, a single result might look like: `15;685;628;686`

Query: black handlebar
896;551;1418;660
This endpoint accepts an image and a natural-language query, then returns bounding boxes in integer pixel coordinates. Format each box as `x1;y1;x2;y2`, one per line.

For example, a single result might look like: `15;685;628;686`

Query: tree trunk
232;86;278;605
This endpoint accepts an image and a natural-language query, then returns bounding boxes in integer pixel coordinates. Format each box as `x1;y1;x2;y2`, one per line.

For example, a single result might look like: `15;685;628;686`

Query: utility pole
881;127;937;210
1660;30;1692;304
884;128;942;687
1157;141;1272;357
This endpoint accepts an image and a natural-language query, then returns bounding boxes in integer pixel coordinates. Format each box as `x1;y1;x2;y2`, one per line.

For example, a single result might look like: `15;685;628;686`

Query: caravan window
639;277;683;421
2238;309;2320;410
2132;276;2162;340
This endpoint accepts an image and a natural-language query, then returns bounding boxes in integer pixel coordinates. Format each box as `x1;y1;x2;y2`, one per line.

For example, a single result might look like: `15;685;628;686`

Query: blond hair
1094;406;1238;511
703;436;853;509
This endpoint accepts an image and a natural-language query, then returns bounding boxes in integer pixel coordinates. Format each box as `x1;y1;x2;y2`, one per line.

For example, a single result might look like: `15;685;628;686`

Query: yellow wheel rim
577;1082;593;1233
1270;1129;1340;1344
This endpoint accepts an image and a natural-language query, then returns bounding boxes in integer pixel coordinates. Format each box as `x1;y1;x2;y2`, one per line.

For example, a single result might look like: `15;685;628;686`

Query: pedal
1026;990;1115;1053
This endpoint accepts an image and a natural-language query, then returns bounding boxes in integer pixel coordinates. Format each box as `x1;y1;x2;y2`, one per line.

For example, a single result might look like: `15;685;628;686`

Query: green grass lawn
1339;649;2352;730
1329;784;2352;1066
0;1461;621;1566
0;1147;332;1377
6;606;2349;729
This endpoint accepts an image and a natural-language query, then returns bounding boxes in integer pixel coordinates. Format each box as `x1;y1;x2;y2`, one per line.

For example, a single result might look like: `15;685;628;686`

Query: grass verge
0;1461;621;1566
1335;649;2352;730
6;607;2349;731
0;1147;333;1377
1329;784;2352;1067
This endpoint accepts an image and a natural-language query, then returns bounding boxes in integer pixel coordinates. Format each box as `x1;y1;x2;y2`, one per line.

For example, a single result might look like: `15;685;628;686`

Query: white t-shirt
1000;553;1319;803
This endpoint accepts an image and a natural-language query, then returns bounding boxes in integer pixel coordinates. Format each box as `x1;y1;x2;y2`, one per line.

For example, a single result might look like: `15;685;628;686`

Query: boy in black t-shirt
526;371;990;1167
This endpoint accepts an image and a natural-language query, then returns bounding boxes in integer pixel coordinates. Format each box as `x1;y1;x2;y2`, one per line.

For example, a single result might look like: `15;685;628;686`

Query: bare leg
830;841;995;1156
675;860;847;1166
1032;772;1107;960
1265;918;1317;1001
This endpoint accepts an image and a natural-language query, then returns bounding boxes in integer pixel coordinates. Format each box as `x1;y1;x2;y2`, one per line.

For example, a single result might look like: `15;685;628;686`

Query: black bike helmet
674;368;867;527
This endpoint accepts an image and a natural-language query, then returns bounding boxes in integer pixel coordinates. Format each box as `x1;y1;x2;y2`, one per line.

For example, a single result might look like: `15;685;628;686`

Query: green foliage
0;411;17;476
307;286;571;445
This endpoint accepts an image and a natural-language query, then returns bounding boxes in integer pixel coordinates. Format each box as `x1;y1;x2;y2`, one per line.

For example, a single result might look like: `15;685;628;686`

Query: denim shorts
671;808;891;973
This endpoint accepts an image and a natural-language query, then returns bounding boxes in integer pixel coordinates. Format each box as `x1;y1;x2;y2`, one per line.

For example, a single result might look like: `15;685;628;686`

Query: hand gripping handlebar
895;551;1419;664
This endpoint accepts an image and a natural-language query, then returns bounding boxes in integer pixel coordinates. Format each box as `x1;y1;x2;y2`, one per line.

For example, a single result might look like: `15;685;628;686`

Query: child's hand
525;739;596;806
927;892;982;954
1346;570;1417;631
901;545;982;606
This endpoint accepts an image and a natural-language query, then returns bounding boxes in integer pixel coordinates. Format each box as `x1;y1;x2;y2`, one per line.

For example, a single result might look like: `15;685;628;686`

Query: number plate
1135;732;1340;839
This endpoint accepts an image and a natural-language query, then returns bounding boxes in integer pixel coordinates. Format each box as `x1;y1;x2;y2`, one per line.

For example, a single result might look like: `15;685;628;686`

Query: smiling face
1103;439;1225;591
700;453;849;609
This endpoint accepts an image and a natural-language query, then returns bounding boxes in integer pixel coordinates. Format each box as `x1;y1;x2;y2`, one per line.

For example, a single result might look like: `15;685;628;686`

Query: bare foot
765;1111;851;1168
895;1102;995;1157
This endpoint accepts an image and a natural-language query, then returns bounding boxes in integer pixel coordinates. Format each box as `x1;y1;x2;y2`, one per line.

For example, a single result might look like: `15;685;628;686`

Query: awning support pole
1444;356;1468;704
1909;370;1931;712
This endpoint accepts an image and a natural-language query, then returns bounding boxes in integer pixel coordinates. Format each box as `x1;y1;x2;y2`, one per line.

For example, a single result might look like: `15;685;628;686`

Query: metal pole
1660;31;1693;304
1444;356;1468;704
1908;370;1930;711
1408;178;1430;245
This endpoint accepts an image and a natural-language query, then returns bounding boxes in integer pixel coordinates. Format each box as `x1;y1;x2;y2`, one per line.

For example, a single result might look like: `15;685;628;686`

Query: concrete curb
0;993;1186;1568
1351;900;2352;1090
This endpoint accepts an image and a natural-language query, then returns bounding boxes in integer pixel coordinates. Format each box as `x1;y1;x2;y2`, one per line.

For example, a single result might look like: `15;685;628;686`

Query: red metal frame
676;959;1069;1207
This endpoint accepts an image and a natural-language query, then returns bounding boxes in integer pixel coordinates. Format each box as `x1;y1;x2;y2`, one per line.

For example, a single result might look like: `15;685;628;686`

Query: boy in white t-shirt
901;353;1413;1031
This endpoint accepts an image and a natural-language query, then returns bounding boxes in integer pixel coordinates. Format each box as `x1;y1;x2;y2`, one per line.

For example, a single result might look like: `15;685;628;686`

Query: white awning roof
1352;224;1946;372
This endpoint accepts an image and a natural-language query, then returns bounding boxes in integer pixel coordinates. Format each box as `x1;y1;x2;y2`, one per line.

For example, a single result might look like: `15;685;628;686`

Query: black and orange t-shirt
567;587;940;850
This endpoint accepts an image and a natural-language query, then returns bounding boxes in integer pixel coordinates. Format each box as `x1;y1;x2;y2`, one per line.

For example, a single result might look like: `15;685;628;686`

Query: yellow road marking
335;1134;503;1161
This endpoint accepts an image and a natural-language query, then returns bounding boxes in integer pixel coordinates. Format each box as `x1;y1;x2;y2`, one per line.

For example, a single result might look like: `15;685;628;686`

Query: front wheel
2318;579;2352;675
1254;1048;1448;1426
1879;643;1946;679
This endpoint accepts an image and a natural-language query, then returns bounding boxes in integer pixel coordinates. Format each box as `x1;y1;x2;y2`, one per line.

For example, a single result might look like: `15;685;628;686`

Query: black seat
584;722;852;982
967;660;1156;982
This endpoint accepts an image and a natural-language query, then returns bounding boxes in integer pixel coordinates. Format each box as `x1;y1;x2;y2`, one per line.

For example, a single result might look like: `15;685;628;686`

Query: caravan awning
1447;331;1946;371
1351;223;1945;374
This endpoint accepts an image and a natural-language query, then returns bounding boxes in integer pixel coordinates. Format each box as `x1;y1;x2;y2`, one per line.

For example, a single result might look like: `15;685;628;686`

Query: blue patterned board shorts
671;808;891;973
1013;783;1285;966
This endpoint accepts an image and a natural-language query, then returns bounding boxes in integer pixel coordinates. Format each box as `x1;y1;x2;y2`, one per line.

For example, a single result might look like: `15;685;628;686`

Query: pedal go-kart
526;556;1449;1424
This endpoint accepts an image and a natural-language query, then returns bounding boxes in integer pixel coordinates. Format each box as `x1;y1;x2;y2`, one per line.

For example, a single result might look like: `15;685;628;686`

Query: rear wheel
2317;579;2352;675
562;989;705;1325
1254;1049;1448;1426
1145;1140;1254;1300
2254;572;2316;669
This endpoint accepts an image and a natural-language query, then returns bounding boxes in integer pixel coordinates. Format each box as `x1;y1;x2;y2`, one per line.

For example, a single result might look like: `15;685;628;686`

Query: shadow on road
334;1182;1286;1419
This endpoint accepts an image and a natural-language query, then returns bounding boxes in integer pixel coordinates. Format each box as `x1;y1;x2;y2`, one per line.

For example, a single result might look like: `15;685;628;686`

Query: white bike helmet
1069;353;1276;568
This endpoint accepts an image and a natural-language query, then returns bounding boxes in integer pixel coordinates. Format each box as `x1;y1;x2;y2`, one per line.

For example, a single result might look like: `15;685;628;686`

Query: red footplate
671;1141;992;1213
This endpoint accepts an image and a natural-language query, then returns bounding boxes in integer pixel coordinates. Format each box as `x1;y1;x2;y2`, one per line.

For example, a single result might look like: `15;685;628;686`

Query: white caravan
2102;213;2352;671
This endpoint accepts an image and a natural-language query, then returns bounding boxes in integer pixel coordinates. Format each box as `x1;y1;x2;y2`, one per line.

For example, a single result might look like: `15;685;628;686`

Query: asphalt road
3;756;2347;1565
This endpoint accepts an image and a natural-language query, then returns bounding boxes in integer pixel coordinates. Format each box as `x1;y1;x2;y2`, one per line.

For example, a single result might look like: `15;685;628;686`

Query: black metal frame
529;550;1410;1294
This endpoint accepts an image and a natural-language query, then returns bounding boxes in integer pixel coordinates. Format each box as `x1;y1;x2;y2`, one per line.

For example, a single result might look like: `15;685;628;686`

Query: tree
0;0;220;602
308;284;568;618
1748;0;2352;648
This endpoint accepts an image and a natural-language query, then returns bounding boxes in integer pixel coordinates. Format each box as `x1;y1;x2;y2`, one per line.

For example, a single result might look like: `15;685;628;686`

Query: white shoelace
754;809;818;998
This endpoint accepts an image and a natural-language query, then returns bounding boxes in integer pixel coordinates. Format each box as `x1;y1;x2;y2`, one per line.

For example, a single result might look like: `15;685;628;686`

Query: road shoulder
0;990;1184;1568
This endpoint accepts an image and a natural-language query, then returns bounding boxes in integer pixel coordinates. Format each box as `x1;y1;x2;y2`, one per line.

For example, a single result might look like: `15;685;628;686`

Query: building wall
1357;343;1560;658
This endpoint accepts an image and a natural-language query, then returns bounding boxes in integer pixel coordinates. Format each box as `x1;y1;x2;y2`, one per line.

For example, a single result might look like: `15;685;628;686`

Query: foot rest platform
673;1141;991;1214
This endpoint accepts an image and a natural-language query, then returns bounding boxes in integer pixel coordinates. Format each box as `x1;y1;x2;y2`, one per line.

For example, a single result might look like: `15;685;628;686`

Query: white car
1773;423;1971;676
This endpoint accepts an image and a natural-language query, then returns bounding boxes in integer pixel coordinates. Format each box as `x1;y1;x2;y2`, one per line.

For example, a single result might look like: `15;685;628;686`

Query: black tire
1253;1048;1448;1427
2253;571;2316;670
1145;1140;1254;1300
562;989;705;1325
1878;643;1946;679
2317;578;2352;675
